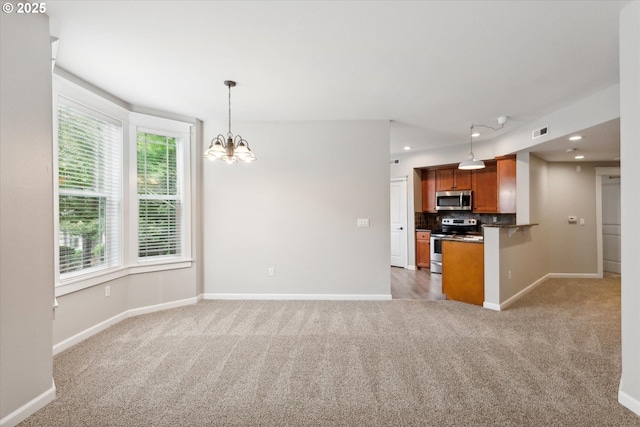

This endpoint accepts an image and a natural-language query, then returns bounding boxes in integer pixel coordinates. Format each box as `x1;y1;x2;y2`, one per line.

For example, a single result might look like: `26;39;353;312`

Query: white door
602;177;621;273
390;178;407;267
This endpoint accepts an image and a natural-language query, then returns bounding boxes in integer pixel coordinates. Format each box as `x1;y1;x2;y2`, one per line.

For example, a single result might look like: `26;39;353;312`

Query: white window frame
129;113;192;270
53;76;194;297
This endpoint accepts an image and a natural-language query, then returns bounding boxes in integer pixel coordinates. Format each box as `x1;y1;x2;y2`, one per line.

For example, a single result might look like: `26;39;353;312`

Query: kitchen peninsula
442;237;484;306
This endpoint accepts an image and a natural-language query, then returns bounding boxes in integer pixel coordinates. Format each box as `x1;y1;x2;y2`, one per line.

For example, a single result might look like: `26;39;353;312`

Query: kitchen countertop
482;223;538;228
441;235;484;244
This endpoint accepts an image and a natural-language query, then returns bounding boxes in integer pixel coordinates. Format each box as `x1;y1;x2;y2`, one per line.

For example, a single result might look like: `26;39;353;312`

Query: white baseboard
0;379;56;427
619;389;640;416
202;293;392;301
406;265;418;271
127;296;199;317
483;301;501;311
53;296;198;356
548;272;601;279
484;274;550;312
53;311;128;355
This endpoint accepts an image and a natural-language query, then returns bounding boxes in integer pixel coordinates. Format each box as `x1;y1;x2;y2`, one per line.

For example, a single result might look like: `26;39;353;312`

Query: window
54;76;193;295
137;131;183;259
57;100;122;278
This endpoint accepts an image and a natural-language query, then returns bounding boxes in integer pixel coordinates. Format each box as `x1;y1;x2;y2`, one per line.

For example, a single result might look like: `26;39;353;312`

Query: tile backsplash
415;212;516;231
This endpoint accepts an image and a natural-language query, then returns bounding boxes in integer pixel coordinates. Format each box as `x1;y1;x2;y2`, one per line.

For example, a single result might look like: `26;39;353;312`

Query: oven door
430;234;444;274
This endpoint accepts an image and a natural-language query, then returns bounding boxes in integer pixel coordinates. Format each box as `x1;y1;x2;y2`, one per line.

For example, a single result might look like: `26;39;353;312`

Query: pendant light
204;80;256;164
458;125;485;170
458;116;508;171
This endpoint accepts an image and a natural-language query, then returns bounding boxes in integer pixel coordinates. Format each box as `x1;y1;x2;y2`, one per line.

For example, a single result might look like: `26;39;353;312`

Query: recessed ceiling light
569;135;582;141
471;132;480;137
403;146;412;151
574;155;585;159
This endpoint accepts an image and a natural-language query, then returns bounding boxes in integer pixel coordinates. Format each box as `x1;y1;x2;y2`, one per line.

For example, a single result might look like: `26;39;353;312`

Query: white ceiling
46;0;626;159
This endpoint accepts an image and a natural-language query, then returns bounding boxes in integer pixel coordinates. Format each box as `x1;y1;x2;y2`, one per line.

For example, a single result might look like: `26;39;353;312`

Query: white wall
203;120;391;298
0;12;55;426
618;0;640;415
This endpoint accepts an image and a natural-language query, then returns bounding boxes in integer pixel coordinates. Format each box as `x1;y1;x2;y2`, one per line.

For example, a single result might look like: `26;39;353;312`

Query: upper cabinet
421;169;437;213
497;155;517;213
471;160;498;213
435;168;472;191
420;155;516;214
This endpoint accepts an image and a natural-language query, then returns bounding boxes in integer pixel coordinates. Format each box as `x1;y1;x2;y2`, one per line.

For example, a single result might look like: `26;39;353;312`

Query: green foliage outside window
137;132;180;258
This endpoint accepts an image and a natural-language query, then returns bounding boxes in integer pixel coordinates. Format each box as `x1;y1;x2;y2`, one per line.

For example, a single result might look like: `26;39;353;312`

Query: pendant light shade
204;80;256;164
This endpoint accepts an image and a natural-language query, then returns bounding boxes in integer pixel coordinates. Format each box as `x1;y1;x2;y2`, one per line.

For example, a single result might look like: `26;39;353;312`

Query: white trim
53;311;128;355
484;274;550;311
202;293;393;301
129;260;193;275
619;389;640;416
53;296;198;355
127;296;198;317
547;272;601;279
407;265;418;271
483;302;502;311
0;380;56;427
55;261;193;297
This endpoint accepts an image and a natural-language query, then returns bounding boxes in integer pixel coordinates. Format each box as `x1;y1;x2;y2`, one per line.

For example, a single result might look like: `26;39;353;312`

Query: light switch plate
357;218;370;227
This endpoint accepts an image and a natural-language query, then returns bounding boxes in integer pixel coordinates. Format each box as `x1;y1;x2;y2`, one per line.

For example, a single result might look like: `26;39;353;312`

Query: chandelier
204;80;256;163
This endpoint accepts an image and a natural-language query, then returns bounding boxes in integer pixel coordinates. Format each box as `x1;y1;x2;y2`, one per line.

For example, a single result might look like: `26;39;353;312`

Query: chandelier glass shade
204;80;256;164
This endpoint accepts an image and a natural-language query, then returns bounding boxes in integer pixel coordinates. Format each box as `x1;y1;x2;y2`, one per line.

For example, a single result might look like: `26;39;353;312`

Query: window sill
55;259;193;297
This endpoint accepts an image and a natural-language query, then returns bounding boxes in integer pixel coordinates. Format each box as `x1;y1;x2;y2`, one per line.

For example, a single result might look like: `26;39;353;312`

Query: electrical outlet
268;267;275;277
508;270;512;280
105;285;111;297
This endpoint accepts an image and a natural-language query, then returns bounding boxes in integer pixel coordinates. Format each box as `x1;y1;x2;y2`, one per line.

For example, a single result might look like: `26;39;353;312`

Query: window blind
58;101;122;277
137;132;182;259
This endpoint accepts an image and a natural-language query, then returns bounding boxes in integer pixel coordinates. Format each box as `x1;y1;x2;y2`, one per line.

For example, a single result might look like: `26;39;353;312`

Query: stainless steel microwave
436;190;472;211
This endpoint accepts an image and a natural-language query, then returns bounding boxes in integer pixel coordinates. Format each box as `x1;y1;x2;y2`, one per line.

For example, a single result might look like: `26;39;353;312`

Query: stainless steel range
430;218;480;273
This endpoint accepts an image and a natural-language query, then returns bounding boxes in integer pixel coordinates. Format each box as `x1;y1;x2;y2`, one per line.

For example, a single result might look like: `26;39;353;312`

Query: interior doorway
602;176;621;273
390;177;408;268
596;167;621;277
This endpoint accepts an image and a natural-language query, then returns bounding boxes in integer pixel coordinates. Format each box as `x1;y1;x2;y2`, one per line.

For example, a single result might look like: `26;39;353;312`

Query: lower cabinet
416;231;430;269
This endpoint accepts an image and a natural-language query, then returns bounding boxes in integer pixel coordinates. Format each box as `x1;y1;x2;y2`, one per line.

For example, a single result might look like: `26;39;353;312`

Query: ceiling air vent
390;159;399;164
532;126;549;140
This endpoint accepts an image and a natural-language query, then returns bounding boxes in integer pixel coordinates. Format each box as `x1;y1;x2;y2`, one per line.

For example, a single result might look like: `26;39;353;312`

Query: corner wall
0;12;55;426
618;0;640;415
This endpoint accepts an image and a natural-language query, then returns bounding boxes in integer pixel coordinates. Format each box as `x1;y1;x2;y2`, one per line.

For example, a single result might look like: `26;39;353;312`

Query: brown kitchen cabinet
421;169;437;212
472;160;498;213
497;155;517;213
416;231;431;269
442;240;484;306
436;167;472;191
420;155;516;214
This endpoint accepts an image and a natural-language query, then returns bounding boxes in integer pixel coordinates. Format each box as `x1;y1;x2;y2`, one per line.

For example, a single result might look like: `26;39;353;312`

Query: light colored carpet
20;275;640;426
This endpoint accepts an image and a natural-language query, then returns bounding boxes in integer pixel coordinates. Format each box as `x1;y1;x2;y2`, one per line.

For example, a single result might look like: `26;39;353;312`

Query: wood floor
390;267;446;300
